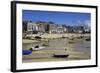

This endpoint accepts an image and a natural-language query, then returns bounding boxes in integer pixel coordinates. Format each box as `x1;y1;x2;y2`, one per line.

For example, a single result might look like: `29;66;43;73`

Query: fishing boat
53;53;69;58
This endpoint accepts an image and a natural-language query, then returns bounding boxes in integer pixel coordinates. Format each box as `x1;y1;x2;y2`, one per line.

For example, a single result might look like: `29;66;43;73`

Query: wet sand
22;33;91;63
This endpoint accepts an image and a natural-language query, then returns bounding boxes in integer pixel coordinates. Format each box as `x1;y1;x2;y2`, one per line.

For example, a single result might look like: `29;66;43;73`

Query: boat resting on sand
31;46;45;51
23;49;32;55
23;45;45;55
53;53;69;58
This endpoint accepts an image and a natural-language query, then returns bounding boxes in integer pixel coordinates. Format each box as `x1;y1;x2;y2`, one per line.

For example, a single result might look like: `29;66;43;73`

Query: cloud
84;20;91;27
77;20;90;26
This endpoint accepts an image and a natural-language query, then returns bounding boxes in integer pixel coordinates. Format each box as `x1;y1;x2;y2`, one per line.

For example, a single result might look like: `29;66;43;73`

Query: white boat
31;45;45;51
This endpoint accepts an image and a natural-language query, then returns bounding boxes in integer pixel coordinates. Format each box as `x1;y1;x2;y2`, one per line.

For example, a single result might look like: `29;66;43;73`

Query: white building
49;24;58;33
27;22;46;33
32;23;38;31
27;22;33;31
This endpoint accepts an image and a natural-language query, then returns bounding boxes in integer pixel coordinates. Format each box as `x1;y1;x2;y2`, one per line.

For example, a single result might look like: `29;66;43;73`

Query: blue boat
22;45;45;55
23;49;32;55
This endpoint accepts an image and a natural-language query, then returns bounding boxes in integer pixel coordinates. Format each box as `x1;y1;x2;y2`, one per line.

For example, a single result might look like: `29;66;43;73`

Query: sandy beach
23;33;90;43
22;33;91;63
26;33;90;38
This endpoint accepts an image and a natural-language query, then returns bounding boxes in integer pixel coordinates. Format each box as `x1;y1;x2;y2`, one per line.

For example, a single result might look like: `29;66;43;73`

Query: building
23;21;90;34
49;24;67;34
49;24;58;33
27;22;33;34
27;22;46;34
27;22;33;31
32;23;38;31
23;21;28;32
37;24;45;33
57;26;65;34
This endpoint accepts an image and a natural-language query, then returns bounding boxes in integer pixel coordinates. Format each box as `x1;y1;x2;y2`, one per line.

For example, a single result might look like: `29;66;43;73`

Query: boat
23;49;33;55
85;38;91;41
35;36;42;39
31;45;45;51
53;54;69;58
23;45;45;55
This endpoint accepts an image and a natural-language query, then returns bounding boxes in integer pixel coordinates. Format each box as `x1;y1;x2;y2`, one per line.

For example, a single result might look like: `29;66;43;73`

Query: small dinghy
53;54;69;58
23;48;33;55
23;45;45;55
31;45;45;51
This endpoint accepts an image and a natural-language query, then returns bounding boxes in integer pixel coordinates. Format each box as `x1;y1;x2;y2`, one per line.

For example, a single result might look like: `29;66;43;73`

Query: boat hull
53;54;69;58
32;47;45;51
23;50;32;55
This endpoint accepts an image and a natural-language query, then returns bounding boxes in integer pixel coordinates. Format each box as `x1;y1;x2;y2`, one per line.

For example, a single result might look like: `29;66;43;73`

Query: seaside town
22;20;91;63
22;20;90;38
22;9;91;63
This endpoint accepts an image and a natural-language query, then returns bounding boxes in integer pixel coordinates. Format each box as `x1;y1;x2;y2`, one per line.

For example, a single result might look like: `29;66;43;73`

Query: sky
22;10;91;26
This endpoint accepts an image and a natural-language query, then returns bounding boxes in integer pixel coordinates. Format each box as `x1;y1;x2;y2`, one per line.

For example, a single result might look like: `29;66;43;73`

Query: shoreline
26;33;90;39
23;33;90;43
